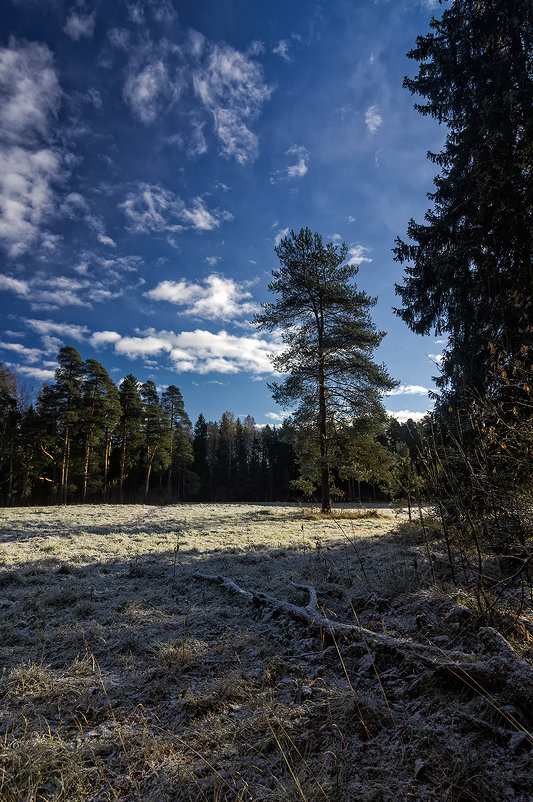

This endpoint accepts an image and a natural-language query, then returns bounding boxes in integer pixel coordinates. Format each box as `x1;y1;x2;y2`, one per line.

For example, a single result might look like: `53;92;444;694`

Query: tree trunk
82;430;93;502
318;349;330;514
119;423;127;503
103;426;110;500
60;426;69;504
145;445;156;500
145;461;152;500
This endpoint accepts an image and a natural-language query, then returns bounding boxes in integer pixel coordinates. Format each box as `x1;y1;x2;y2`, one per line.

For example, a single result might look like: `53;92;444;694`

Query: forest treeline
0;346;421;507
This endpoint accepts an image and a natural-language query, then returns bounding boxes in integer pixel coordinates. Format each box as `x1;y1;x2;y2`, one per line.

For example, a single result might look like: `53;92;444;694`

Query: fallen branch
193;572;533;717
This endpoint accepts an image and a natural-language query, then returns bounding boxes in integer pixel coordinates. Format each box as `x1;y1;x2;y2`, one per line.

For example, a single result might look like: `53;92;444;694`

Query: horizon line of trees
0;347;424;507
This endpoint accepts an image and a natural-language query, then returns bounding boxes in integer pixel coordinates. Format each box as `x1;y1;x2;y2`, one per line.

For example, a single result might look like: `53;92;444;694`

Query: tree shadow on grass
1;514;529;802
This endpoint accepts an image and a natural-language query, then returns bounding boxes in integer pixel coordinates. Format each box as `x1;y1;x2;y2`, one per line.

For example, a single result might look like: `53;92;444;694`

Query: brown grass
0;503;531;801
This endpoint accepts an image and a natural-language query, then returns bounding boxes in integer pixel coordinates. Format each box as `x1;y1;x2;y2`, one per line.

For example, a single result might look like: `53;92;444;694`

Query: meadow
0;503;531;801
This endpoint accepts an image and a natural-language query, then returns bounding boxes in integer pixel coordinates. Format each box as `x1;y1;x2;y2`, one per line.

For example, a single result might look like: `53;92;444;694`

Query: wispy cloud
274;227;289;247
271;145;310;183
123;60;172;124
145;274;258;320
0;274;30;296
4;362;55;382
63;12;95;41
0;341;44;362
0;271;122;311
0;40;66;257
118;27;271;163
192;41;272;164
272;39;292;62
25;318;89;342
121;184;233;234
365;104;382;134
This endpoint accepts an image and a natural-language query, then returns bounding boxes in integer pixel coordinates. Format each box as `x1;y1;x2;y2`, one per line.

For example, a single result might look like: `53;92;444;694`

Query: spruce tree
394;0;533;404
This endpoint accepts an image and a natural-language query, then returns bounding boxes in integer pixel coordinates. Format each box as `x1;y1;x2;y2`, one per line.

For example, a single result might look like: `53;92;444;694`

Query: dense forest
0;345;421;507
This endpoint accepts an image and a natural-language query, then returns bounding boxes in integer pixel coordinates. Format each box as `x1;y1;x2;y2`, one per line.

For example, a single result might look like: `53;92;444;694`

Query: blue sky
0;0;446;426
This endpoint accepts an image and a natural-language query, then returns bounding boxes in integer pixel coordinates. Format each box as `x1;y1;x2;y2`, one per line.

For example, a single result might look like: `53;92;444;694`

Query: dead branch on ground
193;572;533;721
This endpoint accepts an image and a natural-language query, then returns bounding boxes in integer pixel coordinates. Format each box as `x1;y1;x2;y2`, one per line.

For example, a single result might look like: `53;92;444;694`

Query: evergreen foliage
255;227;397;512
394;0;533;405
0;347;409;506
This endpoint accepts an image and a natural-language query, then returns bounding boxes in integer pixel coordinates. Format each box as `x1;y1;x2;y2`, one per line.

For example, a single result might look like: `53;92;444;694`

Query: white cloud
346;215;357;224
97;234;117;247
25;318;89;342
272;40;291;62
347;244;372;264
0;273;30;296
121;183;232;234
0;40;61;146
63;12;95;41
247;41;265;57
0;341;44;362
0;40;66;257
61;192;90;218
192;42;272;164
123;60;172;124
265;411;285;422
2;272;120;311
128;0;177;24
428;353;443;363
205;256;221;266
0;145;63;258
386;384;430;397
146;274;258;320
90;330;122;348
4;362;55;382
271;145;309;183
387;410;428;424
287;146;309;178
274;227;289;247
108;28;130;50
365;105;382;134
97;327;283;375
119;32;270;163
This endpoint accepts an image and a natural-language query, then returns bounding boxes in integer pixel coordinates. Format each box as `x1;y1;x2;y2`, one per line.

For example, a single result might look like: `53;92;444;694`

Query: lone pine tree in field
394;0;533;408
255;227;396;513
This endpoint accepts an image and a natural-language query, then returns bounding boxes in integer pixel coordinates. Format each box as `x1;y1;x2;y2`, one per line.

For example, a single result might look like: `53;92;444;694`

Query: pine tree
53;346;85;503
140;380;170;500
161;385;192;500
81;359;121;501
394;0;533;404
0;364;19;504
192;413;210;499
255;227;396;513
117;375;143;501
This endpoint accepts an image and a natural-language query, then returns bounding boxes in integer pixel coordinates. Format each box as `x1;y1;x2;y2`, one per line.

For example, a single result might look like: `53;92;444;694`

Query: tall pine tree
255;228;396;513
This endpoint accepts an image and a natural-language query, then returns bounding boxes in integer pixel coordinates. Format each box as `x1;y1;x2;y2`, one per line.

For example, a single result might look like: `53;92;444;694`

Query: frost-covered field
0;504;531;801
